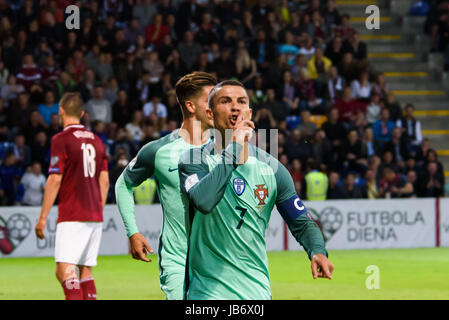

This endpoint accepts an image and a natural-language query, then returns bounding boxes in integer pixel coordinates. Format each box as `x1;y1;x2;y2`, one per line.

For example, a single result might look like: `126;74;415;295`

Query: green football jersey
178;141;327;300
116;130;207;299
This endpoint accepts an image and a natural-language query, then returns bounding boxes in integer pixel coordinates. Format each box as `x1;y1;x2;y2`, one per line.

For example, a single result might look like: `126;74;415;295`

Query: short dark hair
175;72;217;115
208;79;248;110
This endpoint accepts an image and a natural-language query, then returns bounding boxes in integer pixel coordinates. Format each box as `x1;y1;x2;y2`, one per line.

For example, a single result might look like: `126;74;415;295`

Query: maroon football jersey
48;125;108;223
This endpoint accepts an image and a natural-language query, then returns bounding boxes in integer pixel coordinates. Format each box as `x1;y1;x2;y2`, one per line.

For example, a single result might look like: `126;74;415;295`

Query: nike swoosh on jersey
168;168;178;172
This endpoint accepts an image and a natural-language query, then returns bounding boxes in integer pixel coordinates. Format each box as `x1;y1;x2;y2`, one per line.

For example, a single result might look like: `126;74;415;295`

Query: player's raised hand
129;233;154;262
311;254;334;280
232;109;254;164
35;218;46;239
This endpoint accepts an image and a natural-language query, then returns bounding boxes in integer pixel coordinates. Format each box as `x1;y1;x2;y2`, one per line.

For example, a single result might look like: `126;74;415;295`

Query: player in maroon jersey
35;93;109;300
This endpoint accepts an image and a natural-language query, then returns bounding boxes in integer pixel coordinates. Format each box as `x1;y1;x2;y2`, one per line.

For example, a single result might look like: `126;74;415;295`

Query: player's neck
63;118;81;128
180;118;210;146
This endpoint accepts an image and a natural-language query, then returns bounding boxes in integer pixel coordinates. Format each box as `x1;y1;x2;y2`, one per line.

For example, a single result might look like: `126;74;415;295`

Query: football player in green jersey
115;72;217;300
178;80;334;300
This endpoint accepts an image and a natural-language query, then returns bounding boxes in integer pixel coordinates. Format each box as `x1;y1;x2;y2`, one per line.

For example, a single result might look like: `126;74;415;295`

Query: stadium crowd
0;0;446;206
424;0;449;69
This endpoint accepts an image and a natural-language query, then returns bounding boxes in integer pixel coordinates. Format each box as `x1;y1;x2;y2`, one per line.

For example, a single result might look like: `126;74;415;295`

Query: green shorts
160;269;185;300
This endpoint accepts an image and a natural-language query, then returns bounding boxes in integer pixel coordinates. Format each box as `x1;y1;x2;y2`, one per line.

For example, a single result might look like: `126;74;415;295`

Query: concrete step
411;101;449;110
424;137;449;151
388;81;446;91
370;61;429;72
367;42;426;53
367;53;425;62
390;93;448;103
419;117;449;131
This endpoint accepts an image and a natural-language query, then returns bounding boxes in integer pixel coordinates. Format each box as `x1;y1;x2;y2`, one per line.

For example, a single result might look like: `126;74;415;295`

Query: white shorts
55;221;102;267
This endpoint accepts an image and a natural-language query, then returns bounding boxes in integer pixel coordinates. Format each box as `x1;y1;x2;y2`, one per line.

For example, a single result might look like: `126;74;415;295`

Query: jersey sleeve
178;142;242;214
116;141;158;237
48;134;66;175
274;161;328;259
123;141;157;187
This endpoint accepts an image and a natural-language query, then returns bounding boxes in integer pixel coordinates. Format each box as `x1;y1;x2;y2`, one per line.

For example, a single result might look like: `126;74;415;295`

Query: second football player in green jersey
178;80;334;300
115;72;217;300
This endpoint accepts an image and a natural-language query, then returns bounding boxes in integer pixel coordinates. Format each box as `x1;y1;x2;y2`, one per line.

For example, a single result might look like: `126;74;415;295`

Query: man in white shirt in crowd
21;161;46;206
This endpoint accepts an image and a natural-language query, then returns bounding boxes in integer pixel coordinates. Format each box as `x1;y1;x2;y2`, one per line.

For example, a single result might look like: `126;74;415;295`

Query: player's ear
59;107;65;117
80;110;85;119
184;100;195;114
206;108;213;121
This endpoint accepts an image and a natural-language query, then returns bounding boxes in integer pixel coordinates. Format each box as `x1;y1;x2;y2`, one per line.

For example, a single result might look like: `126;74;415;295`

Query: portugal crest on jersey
254;184;268;205
233;178;245;196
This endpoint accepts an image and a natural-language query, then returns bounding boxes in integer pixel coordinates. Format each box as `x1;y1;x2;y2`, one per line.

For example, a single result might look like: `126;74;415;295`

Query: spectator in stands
406;170;418;198
322;107;346;164
396;103;423;151
13;133;31;169
297;70;325;114
361;126;380;159
323;0;341;31
383;127;410;168
37;90;59;126
211;46;236;81
285;129;313;164
350;70;371;101
327;171;344;199
289;158;304;184
235;41;258;87
0;152;23;205
278;31;300;65
146;13;169;47
341;128;366;175
338;51;359;83
379;166;413;198
415;138;431;167
16;54;42;92
263;88;288;124
425;149;445;177
47;113;61;138
312;128;332;171
20;161;46;206
112;89;134;129
347;32;367;61
334;13;355;40
303;160;328;201
325;35;345;66
327;65;345;103
334;86;365;125
178;30;202;72
363;169;379;199
307;47;332;81
298;34;316;60
85;85;113;124
1;74;25;107
253;106;276;131
296;110;317;139
365;92;382;124
341;172;366;199
10;92;34;132
279;70;299;115
54;72;77;99
418;161;444;197
372;108;395;146
132;0;157;29
384;92;402;122
125;110;144;145
249;29;276;70
371;72;389;101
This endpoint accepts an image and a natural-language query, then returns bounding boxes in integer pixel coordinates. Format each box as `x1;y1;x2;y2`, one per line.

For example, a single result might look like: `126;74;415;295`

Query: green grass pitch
1;248;448;300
